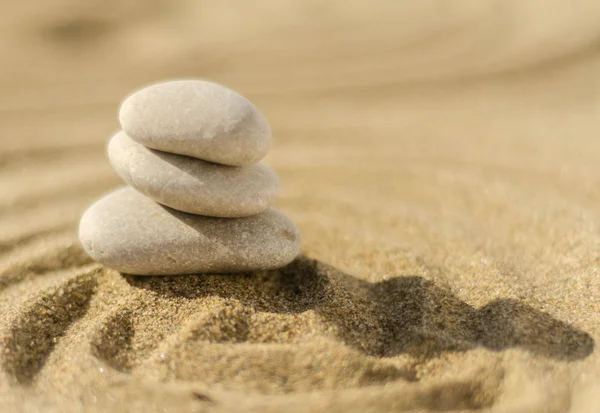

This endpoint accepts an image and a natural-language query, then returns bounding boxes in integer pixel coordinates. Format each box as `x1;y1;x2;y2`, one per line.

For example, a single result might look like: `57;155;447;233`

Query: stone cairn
79;80;301;275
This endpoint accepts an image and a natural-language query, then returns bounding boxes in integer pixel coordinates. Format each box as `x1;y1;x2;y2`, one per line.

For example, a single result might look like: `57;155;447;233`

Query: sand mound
0;253;595;412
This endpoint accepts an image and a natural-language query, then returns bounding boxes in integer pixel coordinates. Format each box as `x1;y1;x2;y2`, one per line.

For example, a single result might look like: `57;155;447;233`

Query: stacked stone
79;80;301;275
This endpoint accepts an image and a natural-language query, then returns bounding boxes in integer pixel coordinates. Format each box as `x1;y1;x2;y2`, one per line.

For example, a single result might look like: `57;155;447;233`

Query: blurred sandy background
1;1;600;412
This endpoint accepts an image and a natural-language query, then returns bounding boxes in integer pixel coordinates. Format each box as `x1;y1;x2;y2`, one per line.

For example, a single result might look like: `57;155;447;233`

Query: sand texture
1;1;600;412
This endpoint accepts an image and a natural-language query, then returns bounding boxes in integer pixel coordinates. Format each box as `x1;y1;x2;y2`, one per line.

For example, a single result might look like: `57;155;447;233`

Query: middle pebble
108;131;280;218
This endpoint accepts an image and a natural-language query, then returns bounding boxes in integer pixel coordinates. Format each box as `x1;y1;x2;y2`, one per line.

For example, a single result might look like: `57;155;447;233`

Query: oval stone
119;80;271;166
108;132;279;217
78;187;301;275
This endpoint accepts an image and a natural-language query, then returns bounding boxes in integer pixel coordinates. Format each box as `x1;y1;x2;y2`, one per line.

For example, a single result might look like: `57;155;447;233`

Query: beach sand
1;1;600;412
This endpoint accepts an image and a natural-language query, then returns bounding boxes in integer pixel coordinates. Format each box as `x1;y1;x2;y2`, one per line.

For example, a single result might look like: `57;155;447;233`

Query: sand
1;1;600;412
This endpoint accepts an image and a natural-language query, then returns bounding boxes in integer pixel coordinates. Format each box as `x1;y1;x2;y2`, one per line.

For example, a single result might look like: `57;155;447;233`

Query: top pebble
119;80;271;166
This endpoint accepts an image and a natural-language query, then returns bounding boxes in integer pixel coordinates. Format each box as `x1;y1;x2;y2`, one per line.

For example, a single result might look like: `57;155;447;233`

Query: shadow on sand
124;256;594;361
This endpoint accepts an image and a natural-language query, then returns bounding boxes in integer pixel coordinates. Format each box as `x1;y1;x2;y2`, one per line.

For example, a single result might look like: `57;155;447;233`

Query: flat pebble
108;132;279;217
78;187;301;275
119;80;271;166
